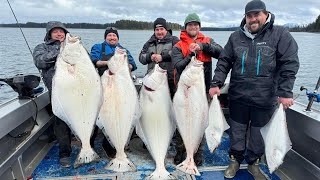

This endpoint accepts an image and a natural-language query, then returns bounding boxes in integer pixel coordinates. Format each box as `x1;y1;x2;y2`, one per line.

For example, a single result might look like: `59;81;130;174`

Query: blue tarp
32;133;280;180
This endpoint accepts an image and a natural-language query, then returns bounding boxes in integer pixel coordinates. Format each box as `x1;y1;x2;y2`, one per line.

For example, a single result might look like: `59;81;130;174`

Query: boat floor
31;133;280;180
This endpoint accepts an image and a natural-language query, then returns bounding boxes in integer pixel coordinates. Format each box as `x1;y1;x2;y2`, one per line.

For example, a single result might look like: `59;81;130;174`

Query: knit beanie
184;13;201;27
153;18;167;30
104;27;119;39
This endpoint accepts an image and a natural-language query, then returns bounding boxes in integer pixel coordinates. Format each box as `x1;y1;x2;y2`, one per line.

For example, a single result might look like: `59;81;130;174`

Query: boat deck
31;132;280;180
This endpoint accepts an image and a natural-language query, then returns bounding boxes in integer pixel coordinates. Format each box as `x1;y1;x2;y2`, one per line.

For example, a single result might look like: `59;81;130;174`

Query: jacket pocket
256;46;276;77
234;46;248;76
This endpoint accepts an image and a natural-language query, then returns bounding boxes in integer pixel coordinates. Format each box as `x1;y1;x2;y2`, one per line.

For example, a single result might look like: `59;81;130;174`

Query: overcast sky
1;0;320;27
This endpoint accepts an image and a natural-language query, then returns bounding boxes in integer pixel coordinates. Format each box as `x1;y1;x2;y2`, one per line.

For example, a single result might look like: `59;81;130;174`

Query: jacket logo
256;42;267;45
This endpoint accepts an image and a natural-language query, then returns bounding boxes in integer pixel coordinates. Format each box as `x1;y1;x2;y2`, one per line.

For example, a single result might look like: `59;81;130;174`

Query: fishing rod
6;0;33;56
300;76;320;111
3;0;43;127
4;0;42;82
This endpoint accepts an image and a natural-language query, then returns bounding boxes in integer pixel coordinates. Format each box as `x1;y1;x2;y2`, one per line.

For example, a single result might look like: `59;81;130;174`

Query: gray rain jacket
211;13;299;108
32;21;69;94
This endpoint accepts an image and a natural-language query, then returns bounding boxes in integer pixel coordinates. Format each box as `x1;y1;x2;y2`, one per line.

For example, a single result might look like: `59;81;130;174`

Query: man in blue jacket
209;0;299;179
90;27;137;76
90;27;137;158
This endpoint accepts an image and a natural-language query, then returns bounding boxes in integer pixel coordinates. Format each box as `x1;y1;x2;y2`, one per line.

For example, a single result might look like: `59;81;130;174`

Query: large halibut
136;64;176;179
52;33;102;167
97;47;140;172
173;56;208;176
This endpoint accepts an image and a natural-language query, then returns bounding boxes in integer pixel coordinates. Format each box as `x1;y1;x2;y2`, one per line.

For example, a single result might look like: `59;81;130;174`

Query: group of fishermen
32;0;299;179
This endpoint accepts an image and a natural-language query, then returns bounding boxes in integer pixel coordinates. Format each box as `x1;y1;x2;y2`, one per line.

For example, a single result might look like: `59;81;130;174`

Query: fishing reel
300;76;320;111
0;74;43;99
300;87;320;102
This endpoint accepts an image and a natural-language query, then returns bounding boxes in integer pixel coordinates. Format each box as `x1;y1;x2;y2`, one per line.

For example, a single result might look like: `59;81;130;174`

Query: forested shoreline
1;15;319;32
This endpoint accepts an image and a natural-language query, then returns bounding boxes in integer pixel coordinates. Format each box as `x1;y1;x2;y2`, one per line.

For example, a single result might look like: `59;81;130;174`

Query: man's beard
248;21;263;33
187;31;198;38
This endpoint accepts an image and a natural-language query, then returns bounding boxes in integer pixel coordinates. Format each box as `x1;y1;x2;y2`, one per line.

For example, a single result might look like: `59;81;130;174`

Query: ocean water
0;28;319;110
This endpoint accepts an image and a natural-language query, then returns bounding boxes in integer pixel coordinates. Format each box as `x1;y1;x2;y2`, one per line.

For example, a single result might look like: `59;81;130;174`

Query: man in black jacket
139;17;179;98
209;0;299;179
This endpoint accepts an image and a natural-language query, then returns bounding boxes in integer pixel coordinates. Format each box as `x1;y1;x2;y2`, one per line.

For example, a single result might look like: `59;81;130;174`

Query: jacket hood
44;21;69;42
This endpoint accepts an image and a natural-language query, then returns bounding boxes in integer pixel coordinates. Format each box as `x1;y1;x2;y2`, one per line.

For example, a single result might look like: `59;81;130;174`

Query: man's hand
96;60;108;67
278;97;294;109
128;64;133;71
189;43;201;53
209;87;220;97
151;54;162;63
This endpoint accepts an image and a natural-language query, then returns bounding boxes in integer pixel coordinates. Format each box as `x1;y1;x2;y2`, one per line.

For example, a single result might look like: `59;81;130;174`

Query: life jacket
175;30;211;62
173;31;211;86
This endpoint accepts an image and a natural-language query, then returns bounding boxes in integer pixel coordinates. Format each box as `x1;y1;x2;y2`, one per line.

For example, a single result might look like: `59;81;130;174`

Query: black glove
146;52;154;63
161;49;170;62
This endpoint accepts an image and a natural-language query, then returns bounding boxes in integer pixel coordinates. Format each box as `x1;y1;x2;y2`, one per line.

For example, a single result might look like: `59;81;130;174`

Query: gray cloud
1;0;319;27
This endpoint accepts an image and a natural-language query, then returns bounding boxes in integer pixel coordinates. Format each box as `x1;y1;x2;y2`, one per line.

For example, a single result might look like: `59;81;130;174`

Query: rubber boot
59;156;71;168
248;159;267;180
224;155;240;178
174;145;186;165
102;138;116;158
194;151;203;166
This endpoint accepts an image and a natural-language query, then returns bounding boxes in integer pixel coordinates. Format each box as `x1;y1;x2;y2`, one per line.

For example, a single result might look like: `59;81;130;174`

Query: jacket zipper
257;49;261;75
241;51;246;75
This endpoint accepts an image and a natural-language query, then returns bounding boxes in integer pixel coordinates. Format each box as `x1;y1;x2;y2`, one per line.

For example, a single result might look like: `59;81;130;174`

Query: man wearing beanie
171;13;223;166
90;27;137;76
89;27;137;158
209;0;299;179
139;17;179;98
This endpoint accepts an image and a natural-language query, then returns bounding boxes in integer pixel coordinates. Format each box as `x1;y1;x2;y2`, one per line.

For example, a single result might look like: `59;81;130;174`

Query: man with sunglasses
90;27;137;158
209;0;299;179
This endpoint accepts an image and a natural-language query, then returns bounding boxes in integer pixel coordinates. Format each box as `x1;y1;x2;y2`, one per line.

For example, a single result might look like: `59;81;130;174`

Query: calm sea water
0;28;319;110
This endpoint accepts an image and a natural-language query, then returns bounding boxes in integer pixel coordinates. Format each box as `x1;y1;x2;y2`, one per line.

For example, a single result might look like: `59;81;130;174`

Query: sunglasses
105;27;118;30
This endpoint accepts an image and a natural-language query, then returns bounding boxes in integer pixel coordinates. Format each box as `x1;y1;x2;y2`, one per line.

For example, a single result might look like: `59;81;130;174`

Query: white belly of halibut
260;104;292;173
98;67;140;172
205;94;230;153
173;57;208;176
52;34;102;167
136;65;176;179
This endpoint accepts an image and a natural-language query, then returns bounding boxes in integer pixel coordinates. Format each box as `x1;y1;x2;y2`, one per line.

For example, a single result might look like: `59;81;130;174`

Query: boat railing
0;91;54;180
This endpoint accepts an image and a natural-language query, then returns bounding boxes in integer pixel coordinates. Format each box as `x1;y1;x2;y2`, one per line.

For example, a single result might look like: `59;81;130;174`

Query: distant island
0;19;238;31
1;15;319;32
0;20;184;30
